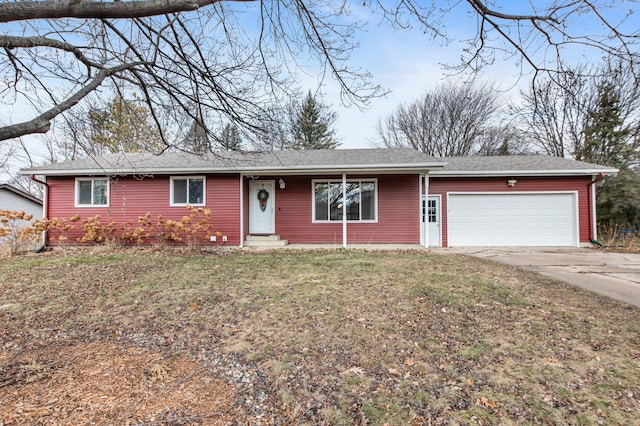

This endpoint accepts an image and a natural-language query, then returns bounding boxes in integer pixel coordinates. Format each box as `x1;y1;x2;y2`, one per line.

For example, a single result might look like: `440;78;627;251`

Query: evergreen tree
597;168;640;227
291;91;339;150
218;123;243;151
88;94;161;153
579;83;640;227
576;83;634;168
182;118;210;154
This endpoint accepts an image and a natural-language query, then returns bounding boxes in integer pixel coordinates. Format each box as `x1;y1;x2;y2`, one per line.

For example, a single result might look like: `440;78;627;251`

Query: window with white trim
428;198;437;223
313;180;377;222
170;177;205;206
76;178;109;207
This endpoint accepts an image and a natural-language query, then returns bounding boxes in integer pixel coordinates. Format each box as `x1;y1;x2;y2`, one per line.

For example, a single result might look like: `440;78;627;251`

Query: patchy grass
1;248;639;424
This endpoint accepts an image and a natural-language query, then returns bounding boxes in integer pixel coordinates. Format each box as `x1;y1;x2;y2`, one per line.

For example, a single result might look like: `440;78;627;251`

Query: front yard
1;249;639;425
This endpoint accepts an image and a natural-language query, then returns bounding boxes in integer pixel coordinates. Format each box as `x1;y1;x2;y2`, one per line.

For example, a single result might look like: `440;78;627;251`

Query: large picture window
171;177;206;206
76;178;108;207
313;180;376;222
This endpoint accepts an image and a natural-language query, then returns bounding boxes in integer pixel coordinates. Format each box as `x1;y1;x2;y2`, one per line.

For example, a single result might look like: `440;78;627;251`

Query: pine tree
182;118;210;154
578;83;640;227
291;91;339;150
576;83;634;168
88;94;161;153
597;168;640;227
218;123;243;151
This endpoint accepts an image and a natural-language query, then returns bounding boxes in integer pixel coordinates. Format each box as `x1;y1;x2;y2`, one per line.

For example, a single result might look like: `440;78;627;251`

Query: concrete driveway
440;247;640;308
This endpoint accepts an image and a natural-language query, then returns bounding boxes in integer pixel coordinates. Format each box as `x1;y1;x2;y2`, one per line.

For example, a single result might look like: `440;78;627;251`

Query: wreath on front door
257;188;270;212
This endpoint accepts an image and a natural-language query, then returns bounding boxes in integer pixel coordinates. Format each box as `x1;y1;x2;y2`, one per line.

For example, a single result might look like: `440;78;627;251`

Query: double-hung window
170;177;206;206
313;179;377;222
76;178;109;207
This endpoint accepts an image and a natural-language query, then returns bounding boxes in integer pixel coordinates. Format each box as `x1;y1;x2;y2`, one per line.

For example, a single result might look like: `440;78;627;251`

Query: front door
249;180;275;234
421;195;441;247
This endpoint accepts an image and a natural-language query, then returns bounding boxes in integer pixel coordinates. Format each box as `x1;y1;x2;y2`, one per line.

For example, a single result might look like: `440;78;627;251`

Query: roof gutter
21;162;447;177
431;169;618;177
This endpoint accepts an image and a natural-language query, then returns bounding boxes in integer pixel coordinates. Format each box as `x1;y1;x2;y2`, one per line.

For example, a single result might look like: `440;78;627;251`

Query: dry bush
28;215;78;249
597;222;640;251
0;209;40;256
23;206;217;250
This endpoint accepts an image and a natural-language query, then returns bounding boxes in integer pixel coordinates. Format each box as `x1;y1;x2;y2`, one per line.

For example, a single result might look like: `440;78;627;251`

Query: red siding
47;172;591;247
428;176;593;247
46;175;241;246
266;174;420;244
243;179;249;240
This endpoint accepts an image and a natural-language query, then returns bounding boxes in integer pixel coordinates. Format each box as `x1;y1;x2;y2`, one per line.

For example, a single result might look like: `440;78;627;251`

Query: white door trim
446;191;579;247
421;194;442;247
428;194;442;247
420;194;425;246
249;180;275;234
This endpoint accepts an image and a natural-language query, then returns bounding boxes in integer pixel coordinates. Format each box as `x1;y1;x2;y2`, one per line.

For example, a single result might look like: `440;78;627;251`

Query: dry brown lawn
1;248;639;425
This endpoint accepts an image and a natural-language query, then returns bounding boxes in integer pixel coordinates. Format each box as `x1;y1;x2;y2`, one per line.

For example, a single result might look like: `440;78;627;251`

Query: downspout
30;174;48;250
588;172;606;246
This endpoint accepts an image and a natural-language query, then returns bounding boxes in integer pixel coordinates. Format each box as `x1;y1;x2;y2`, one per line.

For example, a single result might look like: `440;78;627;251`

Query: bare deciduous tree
513;61;640;227
0;0;638;146
514;61;640;161
475;125;528;156
374;82;508;157
513;69;591;158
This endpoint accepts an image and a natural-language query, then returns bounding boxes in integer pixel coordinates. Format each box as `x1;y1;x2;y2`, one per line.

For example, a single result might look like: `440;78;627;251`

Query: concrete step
245;234;282;242
244;234;288;247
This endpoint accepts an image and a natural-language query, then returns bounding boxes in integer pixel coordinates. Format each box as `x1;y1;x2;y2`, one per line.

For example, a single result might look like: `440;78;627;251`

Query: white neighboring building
0;184;43;252
0;184;43;218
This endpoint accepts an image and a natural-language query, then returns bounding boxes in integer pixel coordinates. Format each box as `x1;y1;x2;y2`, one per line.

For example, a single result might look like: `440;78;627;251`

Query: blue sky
294;0;639;149
302;1;539;149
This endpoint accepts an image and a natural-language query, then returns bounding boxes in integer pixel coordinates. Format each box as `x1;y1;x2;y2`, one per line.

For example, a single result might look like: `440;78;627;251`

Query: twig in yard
0;377;16;388
303;396;329;417
247;360;269;387
232;353;269;387
135;413;219;425
175;367;205;385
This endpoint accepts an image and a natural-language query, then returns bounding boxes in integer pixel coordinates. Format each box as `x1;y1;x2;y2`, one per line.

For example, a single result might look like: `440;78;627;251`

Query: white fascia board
249;165;443;175
21;161;446;176
20;168;156;176
431;168;618;177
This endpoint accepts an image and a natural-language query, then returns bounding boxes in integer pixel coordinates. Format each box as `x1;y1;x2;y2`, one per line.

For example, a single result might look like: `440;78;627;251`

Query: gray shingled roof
433;155;617;175
20;149;616;177
20;148;444;176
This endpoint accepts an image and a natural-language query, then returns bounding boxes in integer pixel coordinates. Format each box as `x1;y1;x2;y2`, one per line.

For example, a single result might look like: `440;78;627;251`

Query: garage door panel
448;193;577;247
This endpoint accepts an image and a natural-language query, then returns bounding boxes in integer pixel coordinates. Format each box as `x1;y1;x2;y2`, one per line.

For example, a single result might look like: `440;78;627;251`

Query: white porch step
244;234;288;247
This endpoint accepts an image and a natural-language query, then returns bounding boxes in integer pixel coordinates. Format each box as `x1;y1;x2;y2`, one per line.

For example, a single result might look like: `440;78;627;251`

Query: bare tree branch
512;60;640;160
0;0;254;23
0;34;102;70
374;82;506;156
0;0;638;147
0;62;148;141
467;0;559;23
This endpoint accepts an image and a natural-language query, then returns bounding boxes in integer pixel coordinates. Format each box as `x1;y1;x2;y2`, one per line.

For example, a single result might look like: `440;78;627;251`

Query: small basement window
170;177;206;206
76;178;109;207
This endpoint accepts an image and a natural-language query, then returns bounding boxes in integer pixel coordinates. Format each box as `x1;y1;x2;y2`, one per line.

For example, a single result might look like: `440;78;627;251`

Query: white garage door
448;193;578;247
